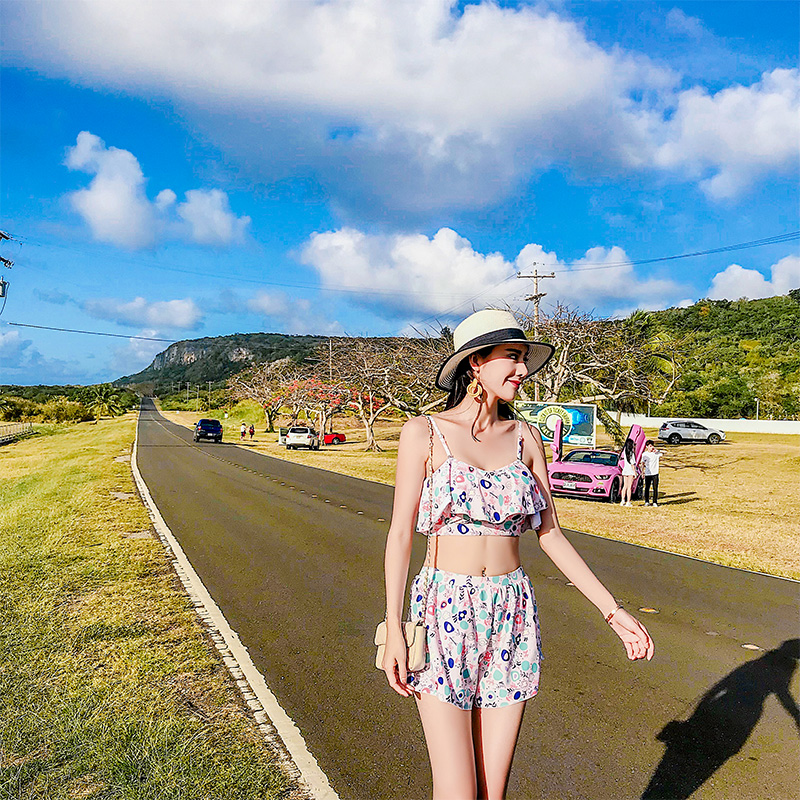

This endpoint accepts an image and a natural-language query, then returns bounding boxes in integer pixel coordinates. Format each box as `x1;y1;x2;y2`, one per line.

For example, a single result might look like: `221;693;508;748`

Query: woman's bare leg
416;691;477;800
622;475;633;503
472;702;526;800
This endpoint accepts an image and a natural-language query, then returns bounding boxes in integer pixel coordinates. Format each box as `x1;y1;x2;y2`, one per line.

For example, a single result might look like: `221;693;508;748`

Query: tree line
226;304;687;449
226;294;800;449
0;384;138;423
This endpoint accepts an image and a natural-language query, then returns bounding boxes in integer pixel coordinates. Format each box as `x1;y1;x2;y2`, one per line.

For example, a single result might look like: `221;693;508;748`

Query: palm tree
86;384;123;424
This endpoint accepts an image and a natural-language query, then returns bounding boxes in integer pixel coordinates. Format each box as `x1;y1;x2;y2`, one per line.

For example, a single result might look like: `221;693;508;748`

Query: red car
547;417;646;503
323;432;346;445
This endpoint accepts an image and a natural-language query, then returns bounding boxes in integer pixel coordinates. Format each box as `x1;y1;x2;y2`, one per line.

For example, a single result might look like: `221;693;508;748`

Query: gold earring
467;377;484;401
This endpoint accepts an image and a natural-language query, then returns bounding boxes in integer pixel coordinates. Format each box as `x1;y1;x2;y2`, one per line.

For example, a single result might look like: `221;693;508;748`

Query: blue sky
1;0;798;385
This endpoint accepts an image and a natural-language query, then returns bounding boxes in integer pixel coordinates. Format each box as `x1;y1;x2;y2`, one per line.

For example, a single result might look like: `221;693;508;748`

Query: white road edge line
132;414;340;800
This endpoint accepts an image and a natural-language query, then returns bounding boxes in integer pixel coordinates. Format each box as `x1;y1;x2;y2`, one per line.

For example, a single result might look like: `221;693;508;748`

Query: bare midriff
425;535;521;577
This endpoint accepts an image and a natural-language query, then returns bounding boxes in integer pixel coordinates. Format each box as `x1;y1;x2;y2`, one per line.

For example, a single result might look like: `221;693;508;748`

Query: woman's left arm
523;423;654;662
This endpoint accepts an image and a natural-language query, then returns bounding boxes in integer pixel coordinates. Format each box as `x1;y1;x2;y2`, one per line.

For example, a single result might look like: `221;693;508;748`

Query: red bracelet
605;603;623;624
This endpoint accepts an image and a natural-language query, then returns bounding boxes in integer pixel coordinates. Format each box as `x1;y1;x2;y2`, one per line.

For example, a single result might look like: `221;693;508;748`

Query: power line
13;229;799;293
3;321;175;342
557;230;800;274
398;273;519;337
12;235;486;298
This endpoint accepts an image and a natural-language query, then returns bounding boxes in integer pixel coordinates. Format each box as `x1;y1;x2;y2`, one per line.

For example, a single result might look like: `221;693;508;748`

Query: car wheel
314;444;320;450
668;433;681;445
708;433;721;444
332;437;341;445
608;481;620;503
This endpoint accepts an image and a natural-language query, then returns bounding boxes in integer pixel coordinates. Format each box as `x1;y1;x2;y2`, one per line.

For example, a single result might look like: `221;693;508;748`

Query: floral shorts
407;566;542;710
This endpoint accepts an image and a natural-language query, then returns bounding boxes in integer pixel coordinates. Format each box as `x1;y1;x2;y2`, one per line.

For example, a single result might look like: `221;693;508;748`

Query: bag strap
419;416;438;624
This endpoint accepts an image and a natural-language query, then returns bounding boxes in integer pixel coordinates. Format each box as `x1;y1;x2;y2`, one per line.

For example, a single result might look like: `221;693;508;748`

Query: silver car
658;420;726;445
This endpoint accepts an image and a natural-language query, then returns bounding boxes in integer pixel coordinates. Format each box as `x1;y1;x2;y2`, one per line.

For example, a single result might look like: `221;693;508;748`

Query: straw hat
435;309;554;391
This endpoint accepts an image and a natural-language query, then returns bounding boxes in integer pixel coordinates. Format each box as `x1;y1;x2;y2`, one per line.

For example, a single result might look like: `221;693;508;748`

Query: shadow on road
641;639;800;799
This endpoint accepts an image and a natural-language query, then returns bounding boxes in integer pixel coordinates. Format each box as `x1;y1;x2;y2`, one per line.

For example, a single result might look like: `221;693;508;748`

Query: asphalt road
136;400;800;800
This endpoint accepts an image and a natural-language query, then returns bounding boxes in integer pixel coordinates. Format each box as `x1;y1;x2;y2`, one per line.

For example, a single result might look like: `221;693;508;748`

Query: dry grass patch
165;409;799;579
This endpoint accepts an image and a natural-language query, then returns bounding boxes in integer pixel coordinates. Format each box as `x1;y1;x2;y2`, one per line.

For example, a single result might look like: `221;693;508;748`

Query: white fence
0;422;35;445
618;414;800;436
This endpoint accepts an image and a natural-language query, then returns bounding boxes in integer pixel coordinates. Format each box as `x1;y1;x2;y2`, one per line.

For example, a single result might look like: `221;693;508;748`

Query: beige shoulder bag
375;416;437;672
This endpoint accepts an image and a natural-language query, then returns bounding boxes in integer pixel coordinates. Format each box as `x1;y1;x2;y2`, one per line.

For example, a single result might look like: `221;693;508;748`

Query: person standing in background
642;440;664;507
619;438;638;507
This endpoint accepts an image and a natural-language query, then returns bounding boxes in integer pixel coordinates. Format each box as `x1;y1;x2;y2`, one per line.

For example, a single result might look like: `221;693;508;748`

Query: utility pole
329;338;333;384
517;264;555;401
196;385;199;412
185;382;190;404
0;231;15;314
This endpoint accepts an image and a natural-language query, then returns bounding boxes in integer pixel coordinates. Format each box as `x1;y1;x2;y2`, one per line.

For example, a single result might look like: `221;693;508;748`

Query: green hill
115;332;327;394
648;292;800;419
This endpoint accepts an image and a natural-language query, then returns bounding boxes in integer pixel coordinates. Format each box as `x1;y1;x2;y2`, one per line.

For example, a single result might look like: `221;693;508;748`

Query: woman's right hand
382;628;413;697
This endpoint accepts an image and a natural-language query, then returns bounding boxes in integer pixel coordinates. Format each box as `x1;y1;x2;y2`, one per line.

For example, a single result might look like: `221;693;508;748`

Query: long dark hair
624;438;635;463
444;346;516;442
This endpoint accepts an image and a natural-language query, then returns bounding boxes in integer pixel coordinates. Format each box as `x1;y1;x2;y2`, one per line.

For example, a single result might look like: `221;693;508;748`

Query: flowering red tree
284;377;349;433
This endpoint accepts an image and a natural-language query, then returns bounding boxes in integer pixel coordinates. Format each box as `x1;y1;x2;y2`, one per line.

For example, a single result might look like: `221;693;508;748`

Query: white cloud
177;189;250;246
655;68;800;200
301;227;512;316
111;329;166;375
0;329;32;362
83;296;203;329
245;290;331;335
66;131;157;248
301;226;683;318
7;4;795;209
64;131;250;248
34;288;73;305
708;255;800;300
246;290;292;317
0;329;94;383
665;8;706;39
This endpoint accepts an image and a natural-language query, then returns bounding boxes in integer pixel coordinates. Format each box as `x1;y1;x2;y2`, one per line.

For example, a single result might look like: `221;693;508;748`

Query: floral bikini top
416;416;547;537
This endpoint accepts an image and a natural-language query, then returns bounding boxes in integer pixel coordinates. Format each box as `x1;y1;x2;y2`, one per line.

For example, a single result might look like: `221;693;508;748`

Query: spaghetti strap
517;420;524;460
426;416;452;457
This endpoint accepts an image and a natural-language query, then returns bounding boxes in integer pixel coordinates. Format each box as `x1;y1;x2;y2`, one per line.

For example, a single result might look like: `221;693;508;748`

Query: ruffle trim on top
416;457;547;534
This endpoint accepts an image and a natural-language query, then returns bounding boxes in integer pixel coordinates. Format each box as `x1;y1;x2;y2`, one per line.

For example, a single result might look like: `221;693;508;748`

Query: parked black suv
194;418;223;443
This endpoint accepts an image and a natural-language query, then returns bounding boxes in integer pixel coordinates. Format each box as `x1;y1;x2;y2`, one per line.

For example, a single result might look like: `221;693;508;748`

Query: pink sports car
546;418;646;503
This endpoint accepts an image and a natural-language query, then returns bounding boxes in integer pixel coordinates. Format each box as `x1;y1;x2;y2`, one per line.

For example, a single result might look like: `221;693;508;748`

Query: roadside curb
131;411;340;800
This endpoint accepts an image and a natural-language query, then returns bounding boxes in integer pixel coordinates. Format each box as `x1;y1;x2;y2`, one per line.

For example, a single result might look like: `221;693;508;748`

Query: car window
563;451;618;466
289;427;309;433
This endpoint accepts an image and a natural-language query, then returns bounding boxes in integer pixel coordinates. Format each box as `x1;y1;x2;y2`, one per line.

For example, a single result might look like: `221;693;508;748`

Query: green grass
0;417;291;800
184;400;274;436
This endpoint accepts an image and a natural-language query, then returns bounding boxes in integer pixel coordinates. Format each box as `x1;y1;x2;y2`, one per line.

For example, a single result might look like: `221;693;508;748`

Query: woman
382;309;654;800
619;438;638;507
